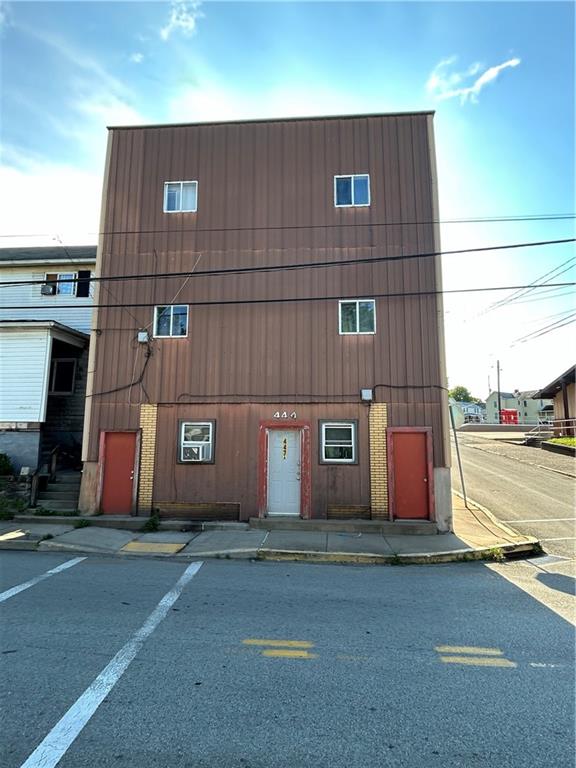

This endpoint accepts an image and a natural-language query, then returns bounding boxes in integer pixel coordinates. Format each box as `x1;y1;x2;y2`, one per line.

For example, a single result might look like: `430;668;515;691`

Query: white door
267;429;301;516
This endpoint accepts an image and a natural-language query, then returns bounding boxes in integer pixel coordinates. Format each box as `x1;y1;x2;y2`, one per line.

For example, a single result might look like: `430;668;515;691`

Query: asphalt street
1;552;574;768
451;433;576;560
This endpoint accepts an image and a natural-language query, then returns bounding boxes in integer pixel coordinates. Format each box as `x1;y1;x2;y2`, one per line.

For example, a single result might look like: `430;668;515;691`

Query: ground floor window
319;421;357;463
178;420;215;463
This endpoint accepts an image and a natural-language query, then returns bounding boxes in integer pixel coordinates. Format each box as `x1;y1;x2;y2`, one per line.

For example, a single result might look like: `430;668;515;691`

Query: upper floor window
153;305;188;337
334;174;370;207
164;181;198;213
339;299;376;334
44;271;92;297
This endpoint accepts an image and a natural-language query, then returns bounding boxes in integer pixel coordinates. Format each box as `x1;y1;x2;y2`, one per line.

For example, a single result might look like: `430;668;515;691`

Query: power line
2;281;575;313
1;237;574;290
0;213;574;240
484;256;576;313
511;289;576;305
511;312;576;344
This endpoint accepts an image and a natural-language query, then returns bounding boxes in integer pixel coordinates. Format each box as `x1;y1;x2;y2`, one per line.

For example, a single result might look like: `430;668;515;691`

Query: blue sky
1;1;574;397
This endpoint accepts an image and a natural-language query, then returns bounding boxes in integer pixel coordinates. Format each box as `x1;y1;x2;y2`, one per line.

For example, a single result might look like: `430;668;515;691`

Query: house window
153;305;188;337
49;359;76;394
320;421;357;463
164;181;198;213
339;299;376;334
334;174;370;207
45;272;76;296
179;421;215;463
45;271;92;297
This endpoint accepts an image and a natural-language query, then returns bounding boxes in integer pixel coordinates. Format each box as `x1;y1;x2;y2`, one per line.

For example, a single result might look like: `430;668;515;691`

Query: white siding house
0;246;96;471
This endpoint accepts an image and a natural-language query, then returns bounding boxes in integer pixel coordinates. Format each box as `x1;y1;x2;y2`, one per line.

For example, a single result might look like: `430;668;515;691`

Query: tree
449;385;473;402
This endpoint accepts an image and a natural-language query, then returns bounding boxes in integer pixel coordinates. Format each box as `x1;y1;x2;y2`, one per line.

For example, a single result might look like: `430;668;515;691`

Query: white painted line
502;518;576;524
18;560;203;768
0;557;86;604
539;537;576;542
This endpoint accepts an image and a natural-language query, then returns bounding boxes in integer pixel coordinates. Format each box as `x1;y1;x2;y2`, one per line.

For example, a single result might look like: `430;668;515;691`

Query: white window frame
320;421;357;464
163;180;198;213
49;358;77;395
338;299;376;335
334;174;371;207
153;305;189;338
45;272;77;296
179;421;214;463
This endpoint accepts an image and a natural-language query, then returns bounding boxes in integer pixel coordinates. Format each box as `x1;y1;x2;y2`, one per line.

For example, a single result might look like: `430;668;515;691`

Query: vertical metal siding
87;114;447;467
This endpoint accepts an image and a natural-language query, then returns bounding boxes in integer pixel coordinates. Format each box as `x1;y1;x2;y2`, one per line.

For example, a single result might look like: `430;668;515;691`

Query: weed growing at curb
141;513;160;533
74;519;91;529
40;534;54;541
485;547;505;563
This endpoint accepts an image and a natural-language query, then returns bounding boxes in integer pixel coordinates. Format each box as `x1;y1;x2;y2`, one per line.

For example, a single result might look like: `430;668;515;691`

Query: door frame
97;429;141;515
387;427;434;522
258;421;311;519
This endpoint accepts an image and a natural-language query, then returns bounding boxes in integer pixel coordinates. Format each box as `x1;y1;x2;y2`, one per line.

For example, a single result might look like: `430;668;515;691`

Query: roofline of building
0;320;90;341
108;110;436;132
0;258;96;267
532;364;576;399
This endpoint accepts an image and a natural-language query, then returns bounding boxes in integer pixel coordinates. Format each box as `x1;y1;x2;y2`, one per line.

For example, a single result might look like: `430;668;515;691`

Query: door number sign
273;411;297;419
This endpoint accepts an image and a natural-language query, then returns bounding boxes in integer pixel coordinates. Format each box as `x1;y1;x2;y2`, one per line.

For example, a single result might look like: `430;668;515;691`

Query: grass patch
548;437;576;447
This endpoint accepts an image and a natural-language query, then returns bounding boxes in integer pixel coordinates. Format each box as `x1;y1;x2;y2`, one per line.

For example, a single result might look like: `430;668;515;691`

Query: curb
256;539;540;565
0;538;541;563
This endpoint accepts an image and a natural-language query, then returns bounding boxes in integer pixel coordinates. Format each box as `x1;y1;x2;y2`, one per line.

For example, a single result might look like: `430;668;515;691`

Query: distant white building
0;246;96;471
485;390;553;425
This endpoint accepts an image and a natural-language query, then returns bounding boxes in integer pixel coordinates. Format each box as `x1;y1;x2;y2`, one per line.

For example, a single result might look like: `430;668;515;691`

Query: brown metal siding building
80;112;452;530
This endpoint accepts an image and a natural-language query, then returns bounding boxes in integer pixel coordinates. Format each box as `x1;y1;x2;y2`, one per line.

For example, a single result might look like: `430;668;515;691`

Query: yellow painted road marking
262;649;318;659
435;645;503;656
440;655;517;668
242;639;314;648
122;542;186;554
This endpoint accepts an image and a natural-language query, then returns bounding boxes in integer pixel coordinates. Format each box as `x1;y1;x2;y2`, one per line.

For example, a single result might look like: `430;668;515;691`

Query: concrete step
34;500;78;512
47;481;81;491
249;517;437;535
38;491;80;501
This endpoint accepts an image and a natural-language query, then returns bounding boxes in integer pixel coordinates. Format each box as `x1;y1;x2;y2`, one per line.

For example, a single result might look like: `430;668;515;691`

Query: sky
0;0;574;399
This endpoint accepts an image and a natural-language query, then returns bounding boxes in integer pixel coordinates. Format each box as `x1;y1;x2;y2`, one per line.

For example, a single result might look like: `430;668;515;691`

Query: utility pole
496;359;502;424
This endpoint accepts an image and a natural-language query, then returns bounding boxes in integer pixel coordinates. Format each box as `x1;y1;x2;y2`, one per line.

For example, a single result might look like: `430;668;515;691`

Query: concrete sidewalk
0;493;539;565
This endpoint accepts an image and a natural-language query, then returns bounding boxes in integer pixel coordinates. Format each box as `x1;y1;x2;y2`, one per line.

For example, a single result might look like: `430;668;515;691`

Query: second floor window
334;174;370;207
339;299;376;334
154;305;188;337
45;271;92;297
164;181;198;213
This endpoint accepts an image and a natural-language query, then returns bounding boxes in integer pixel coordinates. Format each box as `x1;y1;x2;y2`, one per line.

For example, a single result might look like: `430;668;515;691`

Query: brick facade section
138;404;158;513
369;403;388;518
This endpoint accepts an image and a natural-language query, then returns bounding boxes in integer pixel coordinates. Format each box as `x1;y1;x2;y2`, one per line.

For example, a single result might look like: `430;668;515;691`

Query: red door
100;432;137;515
388;428;433;520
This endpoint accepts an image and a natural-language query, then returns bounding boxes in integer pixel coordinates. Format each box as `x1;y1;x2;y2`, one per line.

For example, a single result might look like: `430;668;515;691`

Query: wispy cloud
160;0;203;42
0;1;12;30
130;52;144;64
427;56;521;103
